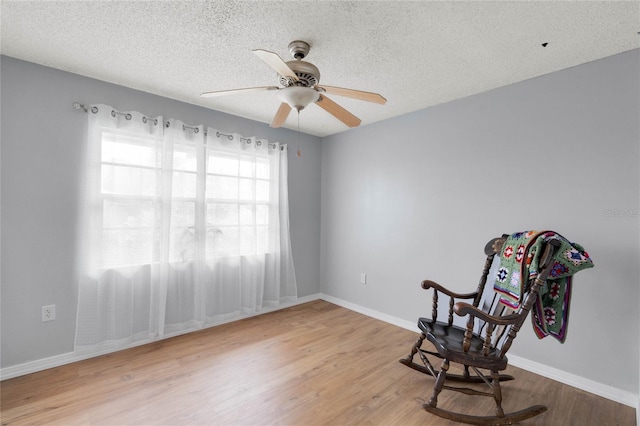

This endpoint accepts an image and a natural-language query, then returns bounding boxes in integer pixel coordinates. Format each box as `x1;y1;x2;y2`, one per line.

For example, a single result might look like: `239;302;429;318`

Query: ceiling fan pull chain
296;110;302;158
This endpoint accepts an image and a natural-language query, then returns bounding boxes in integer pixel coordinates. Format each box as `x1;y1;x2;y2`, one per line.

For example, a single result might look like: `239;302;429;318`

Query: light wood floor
1;300;635;425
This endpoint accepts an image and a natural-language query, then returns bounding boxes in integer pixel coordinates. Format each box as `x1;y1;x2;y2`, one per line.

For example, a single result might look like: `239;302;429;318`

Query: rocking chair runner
400;233;571;425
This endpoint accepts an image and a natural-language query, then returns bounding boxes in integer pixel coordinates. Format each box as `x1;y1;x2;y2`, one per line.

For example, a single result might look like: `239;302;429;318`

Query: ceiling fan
200;40;387;129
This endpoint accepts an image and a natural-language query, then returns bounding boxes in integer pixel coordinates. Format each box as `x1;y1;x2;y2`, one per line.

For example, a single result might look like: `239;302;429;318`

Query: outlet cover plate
42;305;56;322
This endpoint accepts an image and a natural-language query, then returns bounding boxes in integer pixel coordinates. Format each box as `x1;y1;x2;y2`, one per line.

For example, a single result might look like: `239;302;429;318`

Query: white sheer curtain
75;105;297;355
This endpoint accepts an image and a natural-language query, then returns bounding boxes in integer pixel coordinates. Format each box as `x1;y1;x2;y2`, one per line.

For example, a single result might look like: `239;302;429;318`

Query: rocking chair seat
418;318;507;371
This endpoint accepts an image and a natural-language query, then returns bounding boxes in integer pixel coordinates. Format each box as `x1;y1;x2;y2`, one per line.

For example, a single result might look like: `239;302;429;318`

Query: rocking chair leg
492;370;505;418
400;333;440;377
426;359;449;408
401;332;426;364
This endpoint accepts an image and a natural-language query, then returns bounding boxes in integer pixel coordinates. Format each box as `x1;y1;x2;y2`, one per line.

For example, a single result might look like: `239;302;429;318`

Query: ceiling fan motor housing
280;60;320;87
278;40;320;87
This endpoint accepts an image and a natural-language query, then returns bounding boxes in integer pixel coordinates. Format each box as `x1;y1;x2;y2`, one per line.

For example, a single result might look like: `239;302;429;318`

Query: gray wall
0;56;322;368
2;49;639;400
321;50;640;395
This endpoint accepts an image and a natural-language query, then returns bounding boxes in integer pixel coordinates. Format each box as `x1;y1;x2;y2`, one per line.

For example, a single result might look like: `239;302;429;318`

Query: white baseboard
319;293;416;331
0;294;322;381
2;292;637;414
318;293;639;410
508;354;638;408
1;351;77;381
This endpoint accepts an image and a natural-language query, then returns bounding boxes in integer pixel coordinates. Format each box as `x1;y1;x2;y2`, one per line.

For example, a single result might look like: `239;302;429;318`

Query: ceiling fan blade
315;95;361;128
253;49;299;82
200;86;279;98
317;85;387;104
271;102;292;128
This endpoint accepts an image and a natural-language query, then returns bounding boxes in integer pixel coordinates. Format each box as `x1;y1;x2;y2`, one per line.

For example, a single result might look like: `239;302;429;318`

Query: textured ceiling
1;1;639;137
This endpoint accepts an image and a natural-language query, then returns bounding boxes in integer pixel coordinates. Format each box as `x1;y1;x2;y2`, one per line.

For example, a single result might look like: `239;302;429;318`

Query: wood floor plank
1;300;635;425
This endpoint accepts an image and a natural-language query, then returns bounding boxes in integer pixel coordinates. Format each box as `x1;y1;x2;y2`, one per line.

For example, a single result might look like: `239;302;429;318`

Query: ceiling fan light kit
278;86;320;111
200;40;387;129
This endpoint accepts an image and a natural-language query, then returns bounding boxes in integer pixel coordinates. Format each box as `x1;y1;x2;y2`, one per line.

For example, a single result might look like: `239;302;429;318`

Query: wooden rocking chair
400;234;562;425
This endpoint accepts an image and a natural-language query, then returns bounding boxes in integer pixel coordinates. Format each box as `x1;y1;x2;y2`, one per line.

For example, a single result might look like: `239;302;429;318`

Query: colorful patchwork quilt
493;231;593;343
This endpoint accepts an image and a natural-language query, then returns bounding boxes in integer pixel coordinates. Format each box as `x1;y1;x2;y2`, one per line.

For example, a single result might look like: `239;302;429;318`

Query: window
205;148;271;257
96;128;276;267
100;131;163;267
76;105;297;353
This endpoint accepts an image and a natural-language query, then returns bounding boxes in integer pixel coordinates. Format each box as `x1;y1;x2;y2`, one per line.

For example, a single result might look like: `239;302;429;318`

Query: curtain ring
216;131;234;140
90;106;99;114
182;124;200;133
111;110;132;120
256;141;262;146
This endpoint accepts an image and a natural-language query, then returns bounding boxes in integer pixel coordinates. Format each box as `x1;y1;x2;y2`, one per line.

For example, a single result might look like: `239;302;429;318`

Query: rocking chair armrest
453;302;520;326
421;280;478;299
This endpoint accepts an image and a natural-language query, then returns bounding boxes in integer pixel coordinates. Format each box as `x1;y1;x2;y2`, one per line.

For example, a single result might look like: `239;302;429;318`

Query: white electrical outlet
42;305;56;322
360;273;367;285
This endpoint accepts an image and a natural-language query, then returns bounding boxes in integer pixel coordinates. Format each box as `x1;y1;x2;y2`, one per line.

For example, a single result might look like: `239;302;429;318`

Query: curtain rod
72;102;285;150
73;102;97;113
